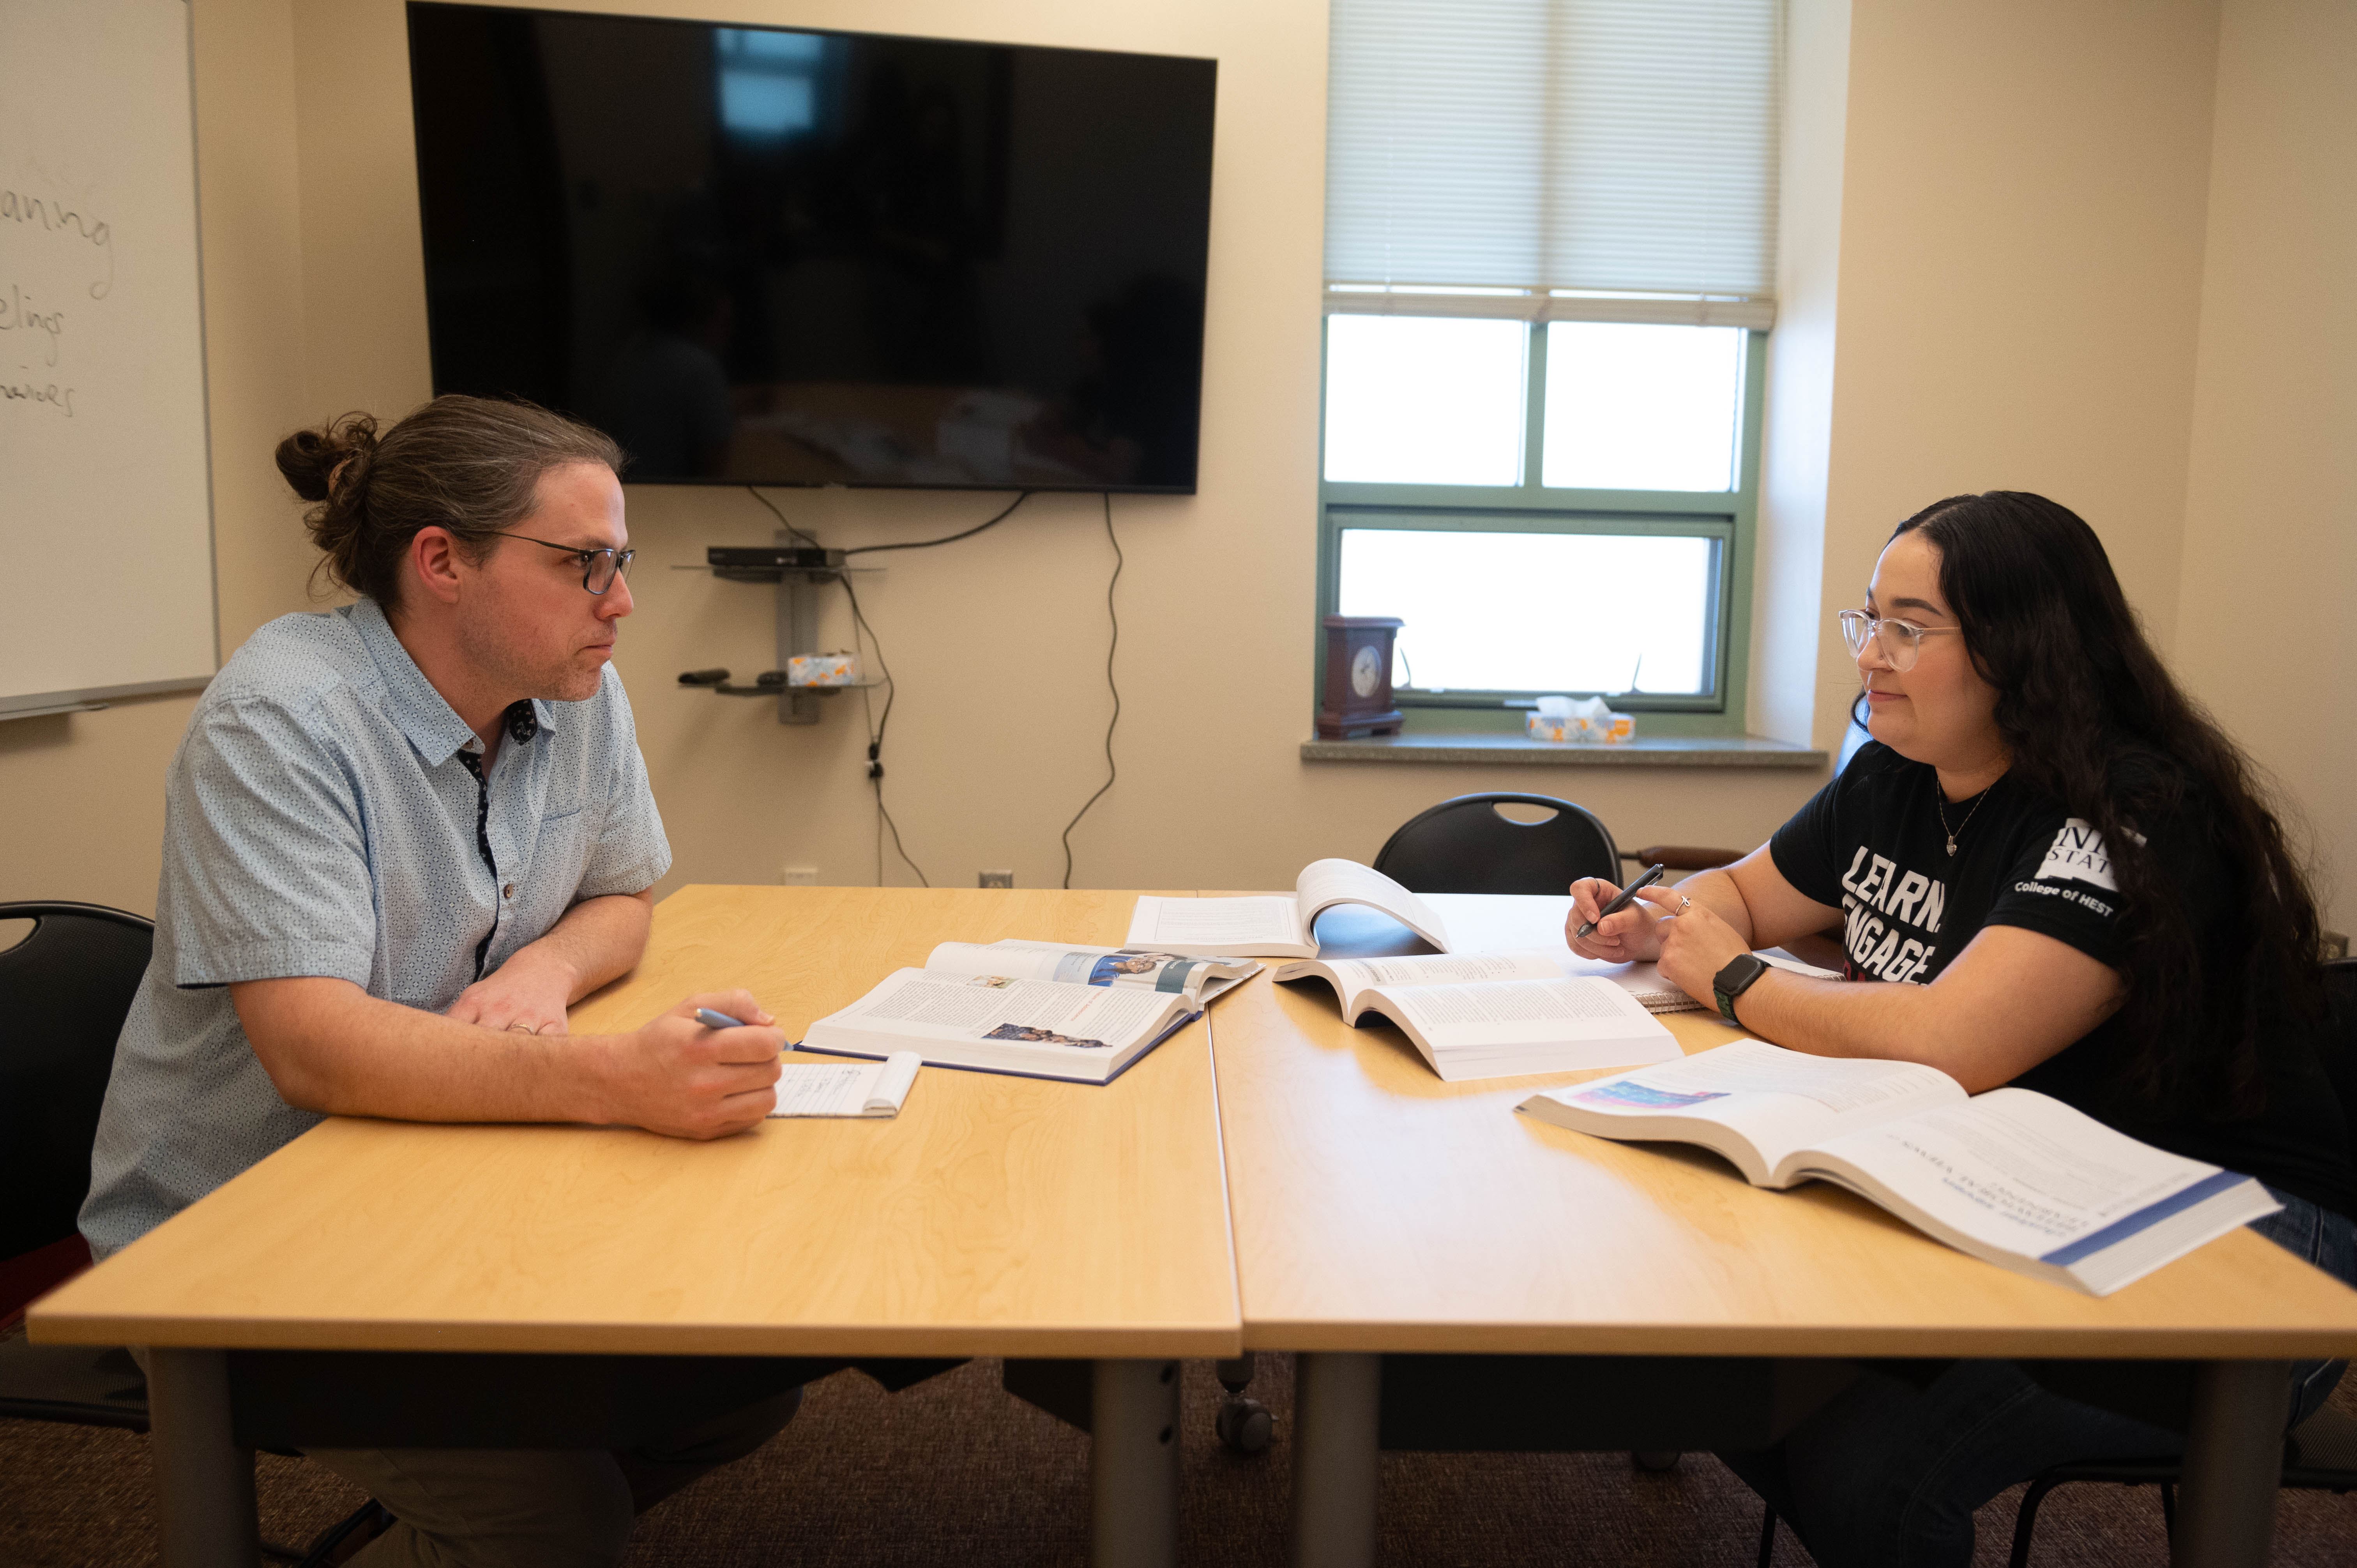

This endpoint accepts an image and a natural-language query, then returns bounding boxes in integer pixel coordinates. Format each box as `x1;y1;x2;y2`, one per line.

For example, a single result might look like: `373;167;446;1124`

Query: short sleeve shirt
1769;741;2353;1216
80;598;671;1259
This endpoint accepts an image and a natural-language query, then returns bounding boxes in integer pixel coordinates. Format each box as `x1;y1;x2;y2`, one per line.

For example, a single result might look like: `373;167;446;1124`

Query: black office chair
1756;957;2357;1568
1374;793;1621;893
0;901;388;1566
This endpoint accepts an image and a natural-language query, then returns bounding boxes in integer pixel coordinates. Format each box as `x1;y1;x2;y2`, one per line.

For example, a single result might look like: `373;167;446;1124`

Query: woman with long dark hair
1568;491;2354;1567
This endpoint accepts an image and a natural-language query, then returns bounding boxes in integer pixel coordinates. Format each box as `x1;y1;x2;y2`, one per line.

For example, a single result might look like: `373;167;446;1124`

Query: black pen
1575;863;1667;939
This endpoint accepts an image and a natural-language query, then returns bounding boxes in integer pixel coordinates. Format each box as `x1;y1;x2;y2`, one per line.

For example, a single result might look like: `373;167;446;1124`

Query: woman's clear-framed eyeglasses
1837;608;1961;672
495;532;637;595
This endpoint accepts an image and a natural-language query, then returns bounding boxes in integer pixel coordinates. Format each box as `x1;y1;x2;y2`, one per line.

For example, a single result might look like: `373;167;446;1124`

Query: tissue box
1525;707;1636;743
1526;713;1580;742
787;652;860;687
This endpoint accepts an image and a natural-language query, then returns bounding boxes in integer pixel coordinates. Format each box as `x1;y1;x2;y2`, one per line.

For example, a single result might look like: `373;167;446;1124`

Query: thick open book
1517;1041;2279;1295
769;1052;921;1118
801;942;1210;1084
1127;860;1450;958
1274;950;1681;1081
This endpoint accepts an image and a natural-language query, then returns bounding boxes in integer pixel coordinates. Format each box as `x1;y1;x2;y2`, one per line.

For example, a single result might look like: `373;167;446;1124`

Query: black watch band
1712;954;1771;1023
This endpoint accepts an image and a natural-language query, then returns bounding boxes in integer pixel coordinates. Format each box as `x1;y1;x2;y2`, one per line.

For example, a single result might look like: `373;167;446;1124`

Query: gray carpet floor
5;1355;2355;1566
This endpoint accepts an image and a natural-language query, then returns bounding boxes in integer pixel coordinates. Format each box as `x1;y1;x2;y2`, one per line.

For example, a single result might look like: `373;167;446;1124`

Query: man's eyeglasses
494;532;636;595
1837;608;1962;673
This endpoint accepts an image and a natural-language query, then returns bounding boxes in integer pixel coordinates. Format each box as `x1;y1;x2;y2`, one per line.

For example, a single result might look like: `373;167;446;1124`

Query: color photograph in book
1274;949;1681;1082
800;958;1205;1086
921;939;1261;1005
1516;1041;2279;1295
1125;859;1452;957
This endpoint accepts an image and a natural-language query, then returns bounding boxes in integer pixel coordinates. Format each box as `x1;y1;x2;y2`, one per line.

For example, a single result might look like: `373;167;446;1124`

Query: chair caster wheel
1216;1395;1274;1454
1632;1450;1683;1472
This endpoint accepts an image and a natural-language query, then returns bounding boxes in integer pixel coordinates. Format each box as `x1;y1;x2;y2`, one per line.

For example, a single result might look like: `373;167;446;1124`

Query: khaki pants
304;1386;802;1568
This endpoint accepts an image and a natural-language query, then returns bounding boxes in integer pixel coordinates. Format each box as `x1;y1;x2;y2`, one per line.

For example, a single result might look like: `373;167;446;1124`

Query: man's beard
459;612;603;704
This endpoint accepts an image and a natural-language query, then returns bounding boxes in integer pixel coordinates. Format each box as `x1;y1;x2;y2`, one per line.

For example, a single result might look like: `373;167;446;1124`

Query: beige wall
1813;0;2222;751
2173;0;2357;931
1748;0;1850;749
249;0;1826;906
11;0;2348;922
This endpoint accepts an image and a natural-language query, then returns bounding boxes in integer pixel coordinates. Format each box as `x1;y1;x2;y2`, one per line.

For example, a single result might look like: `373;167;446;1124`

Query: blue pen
694;1007;745;1029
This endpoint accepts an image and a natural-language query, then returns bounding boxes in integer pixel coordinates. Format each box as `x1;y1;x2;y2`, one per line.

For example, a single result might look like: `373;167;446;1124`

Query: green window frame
1316;317;1769;738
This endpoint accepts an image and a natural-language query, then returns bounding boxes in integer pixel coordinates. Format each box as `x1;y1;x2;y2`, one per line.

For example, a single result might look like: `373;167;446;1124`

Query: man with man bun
81;394;800;1566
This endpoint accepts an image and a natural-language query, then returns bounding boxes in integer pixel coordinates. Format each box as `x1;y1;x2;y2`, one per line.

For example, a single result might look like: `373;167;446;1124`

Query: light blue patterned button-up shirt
81;597;670;1259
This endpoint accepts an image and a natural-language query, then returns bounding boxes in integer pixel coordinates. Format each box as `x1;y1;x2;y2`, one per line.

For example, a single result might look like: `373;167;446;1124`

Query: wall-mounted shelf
676;531;878;724
679;671;883;699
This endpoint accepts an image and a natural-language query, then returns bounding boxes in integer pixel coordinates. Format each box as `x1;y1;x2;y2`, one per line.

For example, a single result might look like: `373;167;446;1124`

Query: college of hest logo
2035;819;2117;892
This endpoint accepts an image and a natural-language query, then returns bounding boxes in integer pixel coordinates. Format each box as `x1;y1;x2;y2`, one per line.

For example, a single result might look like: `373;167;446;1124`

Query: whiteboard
0;0;214;714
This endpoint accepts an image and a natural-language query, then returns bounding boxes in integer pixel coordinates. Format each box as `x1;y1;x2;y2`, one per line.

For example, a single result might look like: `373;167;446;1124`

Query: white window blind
1325;0;1782;327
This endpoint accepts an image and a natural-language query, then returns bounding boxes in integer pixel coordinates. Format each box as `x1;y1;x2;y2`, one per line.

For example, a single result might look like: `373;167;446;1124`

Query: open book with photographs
799;940;1261;1085
1517;1040;2277;1295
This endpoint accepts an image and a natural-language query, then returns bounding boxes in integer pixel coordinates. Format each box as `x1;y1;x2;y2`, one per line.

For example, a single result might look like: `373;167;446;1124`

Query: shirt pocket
530;798;595;881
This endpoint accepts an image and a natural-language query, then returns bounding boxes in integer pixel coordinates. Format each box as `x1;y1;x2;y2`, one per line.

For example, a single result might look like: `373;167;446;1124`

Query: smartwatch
1712;954;1771;1024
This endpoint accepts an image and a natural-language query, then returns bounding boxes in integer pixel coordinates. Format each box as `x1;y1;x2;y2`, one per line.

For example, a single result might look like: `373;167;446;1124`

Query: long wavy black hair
1885;491;2321;1119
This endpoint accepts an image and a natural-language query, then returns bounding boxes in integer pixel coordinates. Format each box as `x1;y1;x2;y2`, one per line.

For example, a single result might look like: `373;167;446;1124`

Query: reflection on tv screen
407;3;1216;492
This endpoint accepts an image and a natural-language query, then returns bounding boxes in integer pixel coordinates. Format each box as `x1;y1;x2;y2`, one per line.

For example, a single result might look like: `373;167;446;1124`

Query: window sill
1300;733;1826;768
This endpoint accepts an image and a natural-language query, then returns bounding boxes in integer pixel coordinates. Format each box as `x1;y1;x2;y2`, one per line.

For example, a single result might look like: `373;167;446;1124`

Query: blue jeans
1719;1188;2357;1568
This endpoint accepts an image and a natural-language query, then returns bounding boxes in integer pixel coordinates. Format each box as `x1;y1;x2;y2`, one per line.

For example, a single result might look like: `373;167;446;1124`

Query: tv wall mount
676;534;881;724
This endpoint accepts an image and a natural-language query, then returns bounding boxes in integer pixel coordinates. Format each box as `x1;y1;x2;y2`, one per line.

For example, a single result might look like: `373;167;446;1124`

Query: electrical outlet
781;866;818;886
978;870;1014;889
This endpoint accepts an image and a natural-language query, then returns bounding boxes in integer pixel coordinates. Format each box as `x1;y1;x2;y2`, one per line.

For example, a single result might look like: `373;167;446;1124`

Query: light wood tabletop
31;886;1241;1359
1208;914;2357;1360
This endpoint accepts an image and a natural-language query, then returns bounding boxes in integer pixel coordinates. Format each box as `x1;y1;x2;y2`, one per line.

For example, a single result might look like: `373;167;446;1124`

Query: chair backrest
2319;958;2357;1196
0;902;154;1263
1373;794;1621;895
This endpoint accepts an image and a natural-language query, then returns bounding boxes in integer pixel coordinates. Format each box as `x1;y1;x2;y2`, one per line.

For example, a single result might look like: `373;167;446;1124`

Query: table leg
1090;1357;1180;1568
145;1347;261;1568
2171;1359;2288;1568
1290;1352;1380;1568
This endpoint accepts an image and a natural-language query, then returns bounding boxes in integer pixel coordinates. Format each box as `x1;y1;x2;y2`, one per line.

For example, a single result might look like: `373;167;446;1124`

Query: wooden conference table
30;886;2357;1568
1224;898;2357;1568
27;886;1240;1568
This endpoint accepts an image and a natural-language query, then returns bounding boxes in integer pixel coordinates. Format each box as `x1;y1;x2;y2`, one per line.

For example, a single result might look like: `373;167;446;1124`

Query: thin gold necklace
1936;784;1992;857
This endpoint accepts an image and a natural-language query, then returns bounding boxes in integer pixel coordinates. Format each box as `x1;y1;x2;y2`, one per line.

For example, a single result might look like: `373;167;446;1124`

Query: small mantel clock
1316;615;1404;739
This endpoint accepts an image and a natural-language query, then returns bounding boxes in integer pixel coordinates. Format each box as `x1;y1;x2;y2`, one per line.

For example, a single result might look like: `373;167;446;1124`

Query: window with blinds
1316;0;1782;721
1325;0;1782;324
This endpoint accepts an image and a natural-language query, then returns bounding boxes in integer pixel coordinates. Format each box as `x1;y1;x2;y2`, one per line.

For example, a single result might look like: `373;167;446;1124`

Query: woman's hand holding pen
1566;876;1670;962
1627;884;1752;1007
1569;874;1755;1008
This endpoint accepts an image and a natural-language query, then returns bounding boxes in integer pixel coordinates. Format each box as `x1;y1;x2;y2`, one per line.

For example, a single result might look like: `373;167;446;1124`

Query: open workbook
1127;859;1449;958
1516;1041;2279;1295
1274;950;1681;1081
800;939;1240;1084
769;1052;921;1118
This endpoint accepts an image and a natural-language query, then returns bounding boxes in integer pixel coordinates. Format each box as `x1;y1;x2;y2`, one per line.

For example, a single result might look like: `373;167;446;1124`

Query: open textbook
801;944;1215;1084
1517;1041;2279;1295
1274;950;1681;1081
921;939;1260;1005
1127;860;1450;958
769;1052;921;1118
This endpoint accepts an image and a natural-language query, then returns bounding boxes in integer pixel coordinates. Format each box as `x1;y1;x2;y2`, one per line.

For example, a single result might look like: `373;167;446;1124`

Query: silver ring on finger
1677;894;1693;915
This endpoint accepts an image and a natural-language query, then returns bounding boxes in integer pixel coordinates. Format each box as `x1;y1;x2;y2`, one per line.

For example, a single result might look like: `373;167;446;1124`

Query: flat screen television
406;3;1216;492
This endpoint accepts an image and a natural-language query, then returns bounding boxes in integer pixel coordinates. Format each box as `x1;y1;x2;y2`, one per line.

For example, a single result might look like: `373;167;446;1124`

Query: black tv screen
406;3;1216;491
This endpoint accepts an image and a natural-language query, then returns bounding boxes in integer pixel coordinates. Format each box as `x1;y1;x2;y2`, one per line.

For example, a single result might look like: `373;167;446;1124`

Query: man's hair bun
276;411;379;505
272;395;621;606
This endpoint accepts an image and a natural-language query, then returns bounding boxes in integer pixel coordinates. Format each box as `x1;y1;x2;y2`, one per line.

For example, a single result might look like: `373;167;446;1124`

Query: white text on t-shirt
1839;844;1947;982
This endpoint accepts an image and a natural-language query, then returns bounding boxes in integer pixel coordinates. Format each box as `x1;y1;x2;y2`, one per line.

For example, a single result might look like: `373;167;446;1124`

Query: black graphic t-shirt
1770;741;2353;1217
